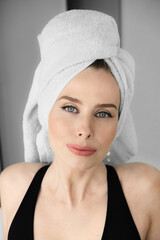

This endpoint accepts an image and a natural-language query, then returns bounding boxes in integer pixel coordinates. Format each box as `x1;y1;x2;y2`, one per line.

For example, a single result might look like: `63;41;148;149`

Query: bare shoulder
0;162;47;193
0;162;47;237
115;162;160;240
114;162;160;205
115;162;160;189
0;162;47;203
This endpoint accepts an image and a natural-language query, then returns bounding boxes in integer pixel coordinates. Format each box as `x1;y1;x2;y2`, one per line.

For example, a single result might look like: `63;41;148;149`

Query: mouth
66;144;97;157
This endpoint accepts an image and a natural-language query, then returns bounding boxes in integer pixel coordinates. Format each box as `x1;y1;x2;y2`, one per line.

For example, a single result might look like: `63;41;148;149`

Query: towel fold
23;9;137;164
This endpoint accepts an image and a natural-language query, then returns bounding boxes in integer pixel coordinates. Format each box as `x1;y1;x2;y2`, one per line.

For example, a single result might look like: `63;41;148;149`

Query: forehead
58;67;120;104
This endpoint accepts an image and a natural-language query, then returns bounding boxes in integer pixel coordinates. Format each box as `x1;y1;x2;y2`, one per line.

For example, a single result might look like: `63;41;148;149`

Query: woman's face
48;67;120;169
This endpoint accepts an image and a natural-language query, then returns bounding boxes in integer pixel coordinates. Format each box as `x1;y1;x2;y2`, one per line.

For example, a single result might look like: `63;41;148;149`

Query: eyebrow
58;96;117;110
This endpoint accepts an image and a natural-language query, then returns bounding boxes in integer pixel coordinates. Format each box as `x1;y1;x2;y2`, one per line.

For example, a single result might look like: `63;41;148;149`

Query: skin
0;68;160;240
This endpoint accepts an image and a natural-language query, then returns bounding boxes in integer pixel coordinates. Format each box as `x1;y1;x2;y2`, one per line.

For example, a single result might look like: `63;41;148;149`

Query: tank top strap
8;165;50;240
102;164;141;240
8;164;141;240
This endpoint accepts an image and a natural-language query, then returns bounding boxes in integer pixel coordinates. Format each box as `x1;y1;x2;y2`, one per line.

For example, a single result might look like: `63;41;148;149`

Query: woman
0;9;160;240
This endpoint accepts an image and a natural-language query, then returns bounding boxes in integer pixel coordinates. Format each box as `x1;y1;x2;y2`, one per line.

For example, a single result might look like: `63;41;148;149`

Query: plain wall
121;0;160;169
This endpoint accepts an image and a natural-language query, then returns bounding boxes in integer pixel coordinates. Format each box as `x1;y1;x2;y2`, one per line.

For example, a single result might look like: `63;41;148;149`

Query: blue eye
96;112;111;118
61;105;78;113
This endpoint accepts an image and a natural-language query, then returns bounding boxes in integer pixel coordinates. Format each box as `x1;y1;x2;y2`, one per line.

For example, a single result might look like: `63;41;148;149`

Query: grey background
122;0;160;169
0;0;160;238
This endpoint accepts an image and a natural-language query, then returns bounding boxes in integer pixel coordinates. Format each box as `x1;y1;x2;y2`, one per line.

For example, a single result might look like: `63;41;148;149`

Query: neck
45;159;107;208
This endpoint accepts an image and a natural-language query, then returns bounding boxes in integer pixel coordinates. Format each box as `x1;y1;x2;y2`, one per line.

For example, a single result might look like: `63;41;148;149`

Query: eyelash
61;105;112;118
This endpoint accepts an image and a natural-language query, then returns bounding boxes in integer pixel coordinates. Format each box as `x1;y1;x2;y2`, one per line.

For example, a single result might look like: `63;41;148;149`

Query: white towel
23;9;137;164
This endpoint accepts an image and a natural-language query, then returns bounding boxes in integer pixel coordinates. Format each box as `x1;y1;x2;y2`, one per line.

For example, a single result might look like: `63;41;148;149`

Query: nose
76;116;93;139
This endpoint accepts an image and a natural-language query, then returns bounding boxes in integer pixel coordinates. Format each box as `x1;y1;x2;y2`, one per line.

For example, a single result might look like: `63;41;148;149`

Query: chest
33;196;107;240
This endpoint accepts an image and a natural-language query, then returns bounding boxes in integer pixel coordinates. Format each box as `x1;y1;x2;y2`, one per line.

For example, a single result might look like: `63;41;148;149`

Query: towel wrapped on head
23;9;137;164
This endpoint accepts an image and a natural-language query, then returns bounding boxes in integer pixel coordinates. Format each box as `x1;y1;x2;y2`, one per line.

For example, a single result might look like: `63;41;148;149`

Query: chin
57;154;96;170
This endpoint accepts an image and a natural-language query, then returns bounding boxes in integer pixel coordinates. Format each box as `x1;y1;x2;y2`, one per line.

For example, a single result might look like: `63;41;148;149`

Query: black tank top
8;164;141;240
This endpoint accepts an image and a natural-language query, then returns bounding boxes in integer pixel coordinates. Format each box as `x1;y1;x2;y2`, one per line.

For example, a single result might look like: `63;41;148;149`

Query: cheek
48;113;72;149
96;120;118;149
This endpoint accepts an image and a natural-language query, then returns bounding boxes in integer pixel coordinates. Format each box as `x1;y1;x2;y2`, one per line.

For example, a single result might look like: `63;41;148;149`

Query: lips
66;144;96;156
